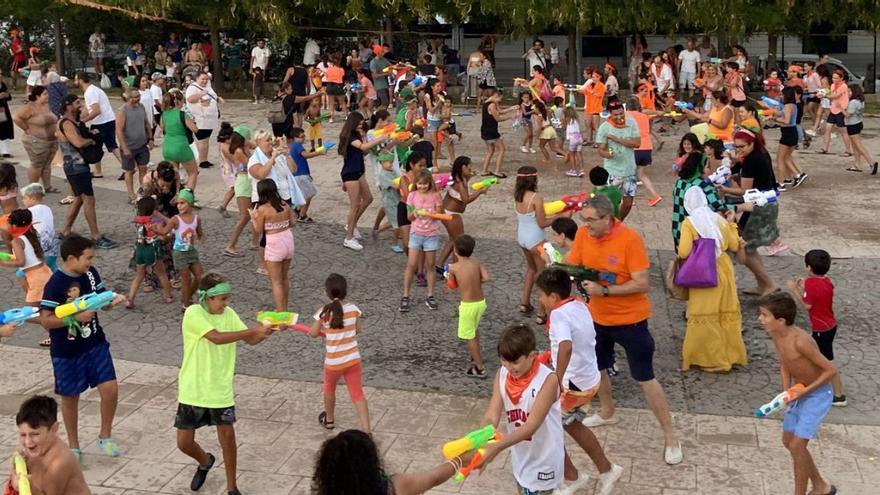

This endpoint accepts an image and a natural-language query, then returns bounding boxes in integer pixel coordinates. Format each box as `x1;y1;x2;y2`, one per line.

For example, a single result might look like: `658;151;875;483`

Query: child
304;98;324;151
518;91;535;153
310;273;371;433
376;152;404;253
1;209;53;307
543;217;578;263
397;151;427;255
534;101;556;165
289;127;323;222
562;105;584;177
786;249;846;405
588;166;622;219
400;170;442;312
252;179;296;311
9;396;90;495
765;69;783;100
626;99;664;206
409;127;435;175
582;71;606;145
21;183;58;271
127;197;173;307
0;161;19;214
175;272;272;495
446;234;489;378
437;97;458;165
757;292;838;495
157;188;203;308
39;234;127;461
475;324;564;493
357;68;377;117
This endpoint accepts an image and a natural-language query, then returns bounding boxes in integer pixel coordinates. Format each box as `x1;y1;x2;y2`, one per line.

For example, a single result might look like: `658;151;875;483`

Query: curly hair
312;430;388;495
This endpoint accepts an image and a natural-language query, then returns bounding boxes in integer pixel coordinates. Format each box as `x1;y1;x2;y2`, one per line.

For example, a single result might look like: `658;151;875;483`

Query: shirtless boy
446;234;490;378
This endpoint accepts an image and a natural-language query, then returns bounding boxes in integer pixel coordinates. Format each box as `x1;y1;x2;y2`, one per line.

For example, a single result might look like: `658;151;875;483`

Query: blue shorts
90;121;119;152
408;232;439;252
595;319;655;381
634;149;653;166
427;118;442;133
52;342;117;397
783;383;832;439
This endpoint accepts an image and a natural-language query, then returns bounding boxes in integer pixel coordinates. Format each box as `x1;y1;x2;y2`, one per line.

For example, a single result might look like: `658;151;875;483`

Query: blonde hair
253;129;273;142
21;182;45;197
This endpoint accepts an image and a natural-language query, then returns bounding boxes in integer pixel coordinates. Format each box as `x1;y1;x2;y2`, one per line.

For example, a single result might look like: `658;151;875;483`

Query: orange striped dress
316;303;362;371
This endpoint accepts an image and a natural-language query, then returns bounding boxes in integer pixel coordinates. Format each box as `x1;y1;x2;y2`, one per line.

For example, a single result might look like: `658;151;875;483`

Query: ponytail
320;300;345;329
320;273;348;329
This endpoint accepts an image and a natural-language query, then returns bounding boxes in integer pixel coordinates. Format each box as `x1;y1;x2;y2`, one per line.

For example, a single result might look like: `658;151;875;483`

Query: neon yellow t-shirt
178;305;247;408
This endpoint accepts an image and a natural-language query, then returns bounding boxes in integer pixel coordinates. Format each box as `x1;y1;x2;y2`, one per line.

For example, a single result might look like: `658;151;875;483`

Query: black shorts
376;88;390;107
634;149;653;166
67;173;94;197
271;122;293;138
326;83;345;96
595;319;656;382
396;201;411;227
174;403;236;429
90;121;118;151
807;96;821;104
846;122;863;136
826;112;846;127
195;128;213;141
478;82;495;90
811;326;837;361
731;99;746;108
779;127;799;147
340;171;363;183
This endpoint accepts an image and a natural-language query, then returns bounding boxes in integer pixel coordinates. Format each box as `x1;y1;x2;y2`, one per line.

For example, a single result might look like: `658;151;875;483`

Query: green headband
233;125;252;140
197;282;231;303
178;188;196;205
377;152;395;162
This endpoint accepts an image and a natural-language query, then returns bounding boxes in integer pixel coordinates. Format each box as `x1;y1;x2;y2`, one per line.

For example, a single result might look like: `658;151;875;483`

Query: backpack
60;117;104;164
539;79;553;103
267;98;287;124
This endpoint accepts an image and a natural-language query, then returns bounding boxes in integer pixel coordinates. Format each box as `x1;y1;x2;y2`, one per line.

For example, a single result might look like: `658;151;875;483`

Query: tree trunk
567;29;577;80
210;23;224;93
54;15;65;74
384;18;393;49
767;33;778;71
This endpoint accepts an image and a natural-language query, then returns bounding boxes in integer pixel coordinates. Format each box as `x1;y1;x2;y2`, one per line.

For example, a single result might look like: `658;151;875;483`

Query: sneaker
344;225;363;240
389;244;404;253
398;296;410;313
97;436;121;457
664;442;683;465
529;148;537;154
578;171;585;177
647;194;663;207
552;474;591;495
582;413;619;427
94;235;119;249
425;295;438;310
343;238;363;251
521;145;529;153
636;180;644;186
792;173;808;188
565;169;580;177
806;129;816;137
434;265;446;276
466;365;488;379
218;206;231;219
415;272;427;287
832;395;848;407
555;152;565;158
596;464;624;495
191;453;215;491
777;182;788;192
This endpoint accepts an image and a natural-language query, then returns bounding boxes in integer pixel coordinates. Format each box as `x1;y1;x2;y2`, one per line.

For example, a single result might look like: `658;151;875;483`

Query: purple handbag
674;238;718;288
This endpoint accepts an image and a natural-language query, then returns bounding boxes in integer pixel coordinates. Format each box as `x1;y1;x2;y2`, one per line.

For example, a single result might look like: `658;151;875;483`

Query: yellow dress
678;217;747;371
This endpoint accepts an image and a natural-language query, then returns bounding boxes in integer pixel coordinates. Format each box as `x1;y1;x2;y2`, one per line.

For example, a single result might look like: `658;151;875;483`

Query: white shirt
138;88;155;127
548;300;601;391
657;63;675;92
526;49;547;71
184;82;219;131
679;49;700;73
28;204;57;257
247;148;304;205
550;47;559;63
250;46;270;70
83;84;115;125
303;39;320;66
149;84;164;114
88;33;105;53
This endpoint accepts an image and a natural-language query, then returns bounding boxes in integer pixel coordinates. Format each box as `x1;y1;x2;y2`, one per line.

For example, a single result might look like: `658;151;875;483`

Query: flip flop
222;249;242;257
845;167;863;172
44;186;61;194
318;411;335;430
39;338;51;347
480;172;494;177
494;172;508;179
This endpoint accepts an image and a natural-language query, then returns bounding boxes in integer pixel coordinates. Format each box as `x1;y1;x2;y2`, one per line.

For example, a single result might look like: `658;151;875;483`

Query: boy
39;234;126;462
8;396;89;494
757;292;838;495
786;249;846;405
625;99;663;207
289;127;324;222
175;273;272;494
588;166;622;219
304;98;324;151
446;235;489;378
477;325;564;494
536;269;623;495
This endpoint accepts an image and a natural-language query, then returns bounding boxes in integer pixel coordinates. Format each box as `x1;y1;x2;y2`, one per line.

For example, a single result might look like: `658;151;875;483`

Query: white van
754;54;865;90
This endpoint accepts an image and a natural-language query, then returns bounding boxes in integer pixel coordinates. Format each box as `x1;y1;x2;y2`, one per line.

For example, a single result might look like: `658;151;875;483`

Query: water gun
434;173;452;189
709;57;724;64
758;96;783;110
372;123;399;136
674;101;694;111
11;454;31;495
743;188;778;207
663;111;684;118
409;75;426;87
443;424;501;459
390;130;413;141
412;118;425;127
513;78;540;99
0;252;15;262
537;242;564;264
0;306;39;326
255;311;318;335
349;83;362;93
454;448;487;482
315;142;336;154
18;68;30;77
543;192;588;216
315;112;331;123
471;177;498;191
415;209;453;221
551;263;617;285
707;165;731;185
563;83;585;91
54;291;116;319
384;63;415;73
755;384;805;417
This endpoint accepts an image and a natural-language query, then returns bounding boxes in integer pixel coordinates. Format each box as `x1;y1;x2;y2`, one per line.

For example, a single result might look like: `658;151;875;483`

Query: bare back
450;257;487;302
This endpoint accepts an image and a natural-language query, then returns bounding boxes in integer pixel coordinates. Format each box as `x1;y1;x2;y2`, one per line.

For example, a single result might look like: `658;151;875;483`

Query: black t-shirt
740;150;777;191
481;101;500;140
795;101;804;124
411;140;434;169
290;66;309;96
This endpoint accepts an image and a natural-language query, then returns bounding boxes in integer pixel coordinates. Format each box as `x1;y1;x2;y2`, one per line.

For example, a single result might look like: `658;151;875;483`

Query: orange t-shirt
583;81;606;114
326;66;344;84
638;83;656;111
566;222;651;326
627;111;653;151
552;83;565;100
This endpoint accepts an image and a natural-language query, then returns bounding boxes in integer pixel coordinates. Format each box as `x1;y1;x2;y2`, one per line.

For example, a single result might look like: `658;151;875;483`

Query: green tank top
162;108;187;140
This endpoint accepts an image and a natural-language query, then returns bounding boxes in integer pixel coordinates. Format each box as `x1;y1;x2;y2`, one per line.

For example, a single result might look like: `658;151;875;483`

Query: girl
774;87;805;190
604;63;620;99
397;151;427;256
673;133;702;173
809;65;831;137
514;165;567;324
324;56;347;123
0;162;19;214
764;69;782;100
534;101;556;165
582;70;606;145
376;152;403;252
479;89;517;178
338;112;388;251
737;104;763;134
518;91;536;154
310;273;371;433
562;105;584;177
158;188;203;309
304;97;325;151
422;79;442;169
127;197;173;308
436;156;487;267
252;179;296;311
20;183;58;271
400;170;443;312
819;69;854;157
216;123;236;218
843;83;877;174
724;62;747;117
219;126;253;257
0;209;52;308
160;90;199;190
357;68;376;117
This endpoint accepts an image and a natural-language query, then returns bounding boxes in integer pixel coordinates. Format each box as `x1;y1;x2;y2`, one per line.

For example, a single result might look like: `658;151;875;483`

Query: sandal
839;152;853;157
60;195;75;205
845;167;863;172
163;294;174;303
299;215;315;223
318;411;335;430
39;338;51;347
480;172;494;177
222;249;242;257
44;186;61;194
535;314;547;325
817;149;829;154
518;304;534;315
494;172;508;179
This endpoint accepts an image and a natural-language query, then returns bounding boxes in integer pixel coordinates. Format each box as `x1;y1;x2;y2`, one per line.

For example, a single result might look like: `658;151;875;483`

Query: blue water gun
349;83;362;93
54;291;116;319
410;75;426;87
0;306;39;326
315;141;336;153
674;101;694;111
759;96;783;110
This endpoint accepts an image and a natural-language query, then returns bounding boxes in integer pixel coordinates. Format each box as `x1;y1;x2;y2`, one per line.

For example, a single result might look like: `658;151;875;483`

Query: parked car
753;54;864;90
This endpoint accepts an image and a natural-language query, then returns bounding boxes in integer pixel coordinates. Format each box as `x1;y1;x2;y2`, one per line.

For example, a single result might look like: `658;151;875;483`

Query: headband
177;188;196;205
516;172;538;177
733;129;756;142
377;152;395;162
8;224;31;238
197;282;231;303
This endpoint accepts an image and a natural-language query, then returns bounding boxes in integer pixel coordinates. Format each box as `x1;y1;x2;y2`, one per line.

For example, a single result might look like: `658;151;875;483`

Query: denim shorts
408;232;439;251
52;342;117;397
427;118;442;133
783;383;832;439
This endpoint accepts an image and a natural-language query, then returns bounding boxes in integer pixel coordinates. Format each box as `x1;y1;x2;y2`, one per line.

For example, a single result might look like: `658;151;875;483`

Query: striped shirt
314;303;362;371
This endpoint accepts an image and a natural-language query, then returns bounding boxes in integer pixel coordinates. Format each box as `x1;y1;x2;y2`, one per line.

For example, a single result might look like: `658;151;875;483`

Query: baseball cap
151;72;166;81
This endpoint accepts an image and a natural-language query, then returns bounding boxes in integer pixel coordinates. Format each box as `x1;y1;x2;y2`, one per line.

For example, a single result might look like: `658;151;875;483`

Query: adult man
283;62;310;127
303;37;320;66
126;42;142;77
9;396;90;495
521;39;548;75
678;38;701;98
149;72;166;135
116;89;152;203
56;95;117;248
250;39;270;104
595;100;640;220
224;38;245;91
567;194;682;465
369;44;393;108
165;33;183;68
76;72;122;180
89;27;106;75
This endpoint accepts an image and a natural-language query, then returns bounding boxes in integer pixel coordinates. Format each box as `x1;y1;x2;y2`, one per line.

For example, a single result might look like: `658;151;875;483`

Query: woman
684;90;734;142
809;64;831;137
436;156;487;267
141;160;179;218
338;113;388;250
25;47;42;96
183;42;206;70
12;86;59;192
670;152;733;250
247;129;303;209
220;125;258;256
737;104;762;134
628;34;647;90
185;72;222;170
252;179;296;311
325;55;347;123
479;89;517;178
819;69;853;157
422;79;442;169
678;186;747;372
478;34;496;67
843;84;877;174
0;72;12;157
160;90;199;190
700;63;724;111
717;129;779;295
527;65;550;104
137;74;155;130
466;50;495;111
774;87;805;189
724;62;747;113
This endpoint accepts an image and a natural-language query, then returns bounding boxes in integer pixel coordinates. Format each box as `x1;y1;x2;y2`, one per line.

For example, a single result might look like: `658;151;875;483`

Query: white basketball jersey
499;364;564;492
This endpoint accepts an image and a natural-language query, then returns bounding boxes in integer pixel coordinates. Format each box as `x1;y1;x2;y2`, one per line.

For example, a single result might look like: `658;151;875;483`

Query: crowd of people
0;30;863;495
